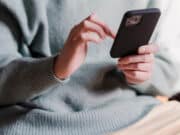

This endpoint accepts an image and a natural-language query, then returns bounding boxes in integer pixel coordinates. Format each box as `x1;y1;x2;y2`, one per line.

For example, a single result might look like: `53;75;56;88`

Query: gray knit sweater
0;0;178;135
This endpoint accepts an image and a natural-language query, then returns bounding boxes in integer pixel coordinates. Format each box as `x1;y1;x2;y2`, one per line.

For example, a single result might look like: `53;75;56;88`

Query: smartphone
110;8;161;58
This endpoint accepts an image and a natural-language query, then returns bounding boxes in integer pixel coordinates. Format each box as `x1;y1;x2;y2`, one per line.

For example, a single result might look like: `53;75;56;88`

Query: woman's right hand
54;14;116;79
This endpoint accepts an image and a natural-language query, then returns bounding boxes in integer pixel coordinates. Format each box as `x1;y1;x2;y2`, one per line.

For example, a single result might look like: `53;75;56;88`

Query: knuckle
82;20;88;27
120;58;127;64
79;33;85;40
133;71;139;78
127;57;132;63
136;63;141;69
146;47;151;53
143;55;148;61
147;55;154;62
98;28;104;35
144;54;152;62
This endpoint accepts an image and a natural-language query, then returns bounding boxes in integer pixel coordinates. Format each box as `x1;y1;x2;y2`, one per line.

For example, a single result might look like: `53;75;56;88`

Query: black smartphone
110;8;161;58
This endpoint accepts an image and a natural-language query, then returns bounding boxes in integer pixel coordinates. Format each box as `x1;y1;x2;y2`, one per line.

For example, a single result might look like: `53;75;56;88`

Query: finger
138;44;159;54
123;70;151;83
78;31;102;44
80;20;107;39
88;13;116;39
119;54;154;65
118;63;153;72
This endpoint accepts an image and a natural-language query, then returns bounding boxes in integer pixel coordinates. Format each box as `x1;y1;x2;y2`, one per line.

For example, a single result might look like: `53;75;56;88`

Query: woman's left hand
117;44;158;84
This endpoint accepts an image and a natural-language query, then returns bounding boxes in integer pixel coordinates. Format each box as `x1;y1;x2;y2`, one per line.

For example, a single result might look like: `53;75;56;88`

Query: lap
110;101;180;135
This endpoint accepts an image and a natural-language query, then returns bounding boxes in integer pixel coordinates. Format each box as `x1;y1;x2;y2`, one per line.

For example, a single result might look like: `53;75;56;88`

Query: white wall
159;0;180;63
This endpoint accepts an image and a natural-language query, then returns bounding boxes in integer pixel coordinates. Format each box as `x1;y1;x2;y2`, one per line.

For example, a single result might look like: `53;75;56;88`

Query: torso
46;0;149;63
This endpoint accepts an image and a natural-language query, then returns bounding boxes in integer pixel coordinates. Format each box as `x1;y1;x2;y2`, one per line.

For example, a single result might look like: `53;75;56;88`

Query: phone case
110;8;161;58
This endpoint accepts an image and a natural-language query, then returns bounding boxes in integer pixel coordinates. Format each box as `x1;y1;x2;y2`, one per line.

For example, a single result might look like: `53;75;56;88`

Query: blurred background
158;0;180;89
158;0;180;63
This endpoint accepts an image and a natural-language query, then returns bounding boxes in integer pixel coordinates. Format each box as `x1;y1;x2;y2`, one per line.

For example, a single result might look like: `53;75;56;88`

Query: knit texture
0;0;178;135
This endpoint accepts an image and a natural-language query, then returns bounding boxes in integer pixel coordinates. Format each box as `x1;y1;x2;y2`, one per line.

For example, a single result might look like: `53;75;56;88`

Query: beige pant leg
110;101;180;135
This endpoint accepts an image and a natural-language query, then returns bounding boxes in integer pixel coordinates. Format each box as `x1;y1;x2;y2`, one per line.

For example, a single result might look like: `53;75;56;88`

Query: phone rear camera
126;15;142;27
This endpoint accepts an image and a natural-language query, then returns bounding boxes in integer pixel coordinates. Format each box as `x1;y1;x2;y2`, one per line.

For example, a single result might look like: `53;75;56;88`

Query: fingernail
89;13;95;20
139;47;146;54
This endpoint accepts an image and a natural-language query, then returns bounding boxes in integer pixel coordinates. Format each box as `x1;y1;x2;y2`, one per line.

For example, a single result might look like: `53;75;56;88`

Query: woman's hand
117;45;158;84
54;14;116;79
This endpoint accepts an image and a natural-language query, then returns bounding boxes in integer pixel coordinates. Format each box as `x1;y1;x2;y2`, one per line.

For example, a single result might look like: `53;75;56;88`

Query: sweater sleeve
0;1;65;106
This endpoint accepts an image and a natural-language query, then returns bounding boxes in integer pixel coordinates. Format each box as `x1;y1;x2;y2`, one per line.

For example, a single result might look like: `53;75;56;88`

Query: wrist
53;55;71;79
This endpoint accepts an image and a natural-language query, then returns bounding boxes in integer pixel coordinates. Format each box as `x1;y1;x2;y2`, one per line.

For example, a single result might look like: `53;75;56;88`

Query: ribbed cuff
53;74;70;84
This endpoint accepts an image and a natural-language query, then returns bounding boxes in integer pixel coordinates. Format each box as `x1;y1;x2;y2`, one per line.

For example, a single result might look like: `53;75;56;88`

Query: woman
0;0;177;135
